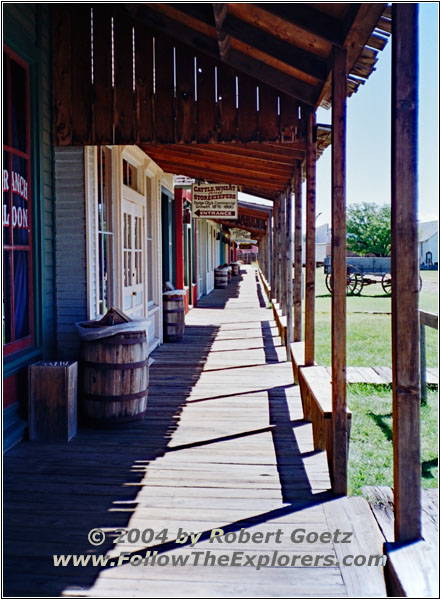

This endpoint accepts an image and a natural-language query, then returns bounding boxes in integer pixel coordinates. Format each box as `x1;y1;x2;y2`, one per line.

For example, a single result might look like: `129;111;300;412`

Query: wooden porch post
280;192;287;315
285;187;294;359
273;198;280;304
305;111;317;365
391;3;421;542
293;161;303;342
268;210;273;287
331;45;347;495
271;204;277;300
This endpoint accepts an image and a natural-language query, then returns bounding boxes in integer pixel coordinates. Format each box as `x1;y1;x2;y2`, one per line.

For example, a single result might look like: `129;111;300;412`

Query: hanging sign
191;183;238;219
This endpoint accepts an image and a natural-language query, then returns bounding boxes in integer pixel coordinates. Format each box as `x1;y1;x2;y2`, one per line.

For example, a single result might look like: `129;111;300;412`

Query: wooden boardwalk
3;266;387;598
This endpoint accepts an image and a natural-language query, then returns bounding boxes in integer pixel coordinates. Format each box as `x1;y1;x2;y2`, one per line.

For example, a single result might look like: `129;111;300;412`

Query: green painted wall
3;5;55;448
3;4;55;374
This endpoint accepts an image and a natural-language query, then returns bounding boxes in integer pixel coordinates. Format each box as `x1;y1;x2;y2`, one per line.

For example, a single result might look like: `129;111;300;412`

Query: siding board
54;147;87;360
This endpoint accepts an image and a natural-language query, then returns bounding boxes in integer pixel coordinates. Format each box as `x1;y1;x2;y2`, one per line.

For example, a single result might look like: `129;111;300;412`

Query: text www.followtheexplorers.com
53;551;387;570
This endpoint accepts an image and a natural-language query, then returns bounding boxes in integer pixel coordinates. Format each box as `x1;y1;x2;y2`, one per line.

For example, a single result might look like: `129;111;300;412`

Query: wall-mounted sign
191;183;238;219
174;175;195;187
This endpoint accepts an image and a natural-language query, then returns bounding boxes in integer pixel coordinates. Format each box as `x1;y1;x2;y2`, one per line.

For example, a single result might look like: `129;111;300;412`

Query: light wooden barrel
215;268;228;288
80;331;148;427
231;263;240;276
163;291;186;342
226;266;232;281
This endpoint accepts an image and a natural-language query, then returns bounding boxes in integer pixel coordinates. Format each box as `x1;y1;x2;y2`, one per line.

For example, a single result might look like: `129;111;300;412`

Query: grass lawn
312;267;438;367
348;384;438;495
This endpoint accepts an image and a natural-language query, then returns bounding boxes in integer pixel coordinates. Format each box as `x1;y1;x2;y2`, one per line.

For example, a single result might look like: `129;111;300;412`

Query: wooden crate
28;361;78;441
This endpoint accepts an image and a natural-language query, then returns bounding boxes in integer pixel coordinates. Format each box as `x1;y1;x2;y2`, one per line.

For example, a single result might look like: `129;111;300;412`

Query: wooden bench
271;302;287;345
257;269;271;299
289;341;318;383
298;365;352;477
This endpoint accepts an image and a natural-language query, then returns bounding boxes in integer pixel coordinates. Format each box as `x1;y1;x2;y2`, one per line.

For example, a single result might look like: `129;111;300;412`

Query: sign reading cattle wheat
191;184;238;219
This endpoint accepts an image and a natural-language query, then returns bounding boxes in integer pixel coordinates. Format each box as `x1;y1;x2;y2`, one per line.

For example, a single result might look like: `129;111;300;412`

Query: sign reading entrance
191;183;238;219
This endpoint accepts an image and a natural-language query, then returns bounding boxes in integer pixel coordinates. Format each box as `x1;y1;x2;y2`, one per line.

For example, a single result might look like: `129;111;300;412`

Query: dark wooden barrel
80;331;148;427
163;291;186;341
215;268;228;288
226;266;232;281
231;262;240;276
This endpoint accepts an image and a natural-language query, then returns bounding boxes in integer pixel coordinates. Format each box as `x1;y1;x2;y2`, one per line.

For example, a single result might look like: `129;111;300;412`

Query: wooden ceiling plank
256;3;345;46
367;32;388;51
151;161;285;191
377;16;392;34
316;3;387;108
168;3;216;28
223;13;328;82
141;144;293;176
144;153;288;186
129;4;318;105
228;3;330;59
191;142;305;162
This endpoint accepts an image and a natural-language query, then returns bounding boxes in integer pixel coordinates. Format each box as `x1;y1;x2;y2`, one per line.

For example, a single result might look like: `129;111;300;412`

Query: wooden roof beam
256;3;356;47
213;3;232;61
221;12;329;82
130;4;318;105
174;3;328;82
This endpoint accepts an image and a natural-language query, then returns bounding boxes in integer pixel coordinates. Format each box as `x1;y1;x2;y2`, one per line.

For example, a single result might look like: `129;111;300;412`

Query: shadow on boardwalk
3;267;330;597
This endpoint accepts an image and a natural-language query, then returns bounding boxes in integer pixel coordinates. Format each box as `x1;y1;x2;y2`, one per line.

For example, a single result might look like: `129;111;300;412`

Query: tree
346;202;391;256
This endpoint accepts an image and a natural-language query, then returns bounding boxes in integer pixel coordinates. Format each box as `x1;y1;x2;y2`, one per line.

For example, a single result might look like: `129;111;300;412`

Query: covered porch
4;266;387;597
4;2;432;597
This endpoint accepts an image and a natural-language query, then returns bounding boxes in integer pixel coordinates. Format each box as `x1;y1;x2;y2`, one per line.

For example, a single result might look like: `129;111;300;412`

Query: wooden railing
419;310;438;402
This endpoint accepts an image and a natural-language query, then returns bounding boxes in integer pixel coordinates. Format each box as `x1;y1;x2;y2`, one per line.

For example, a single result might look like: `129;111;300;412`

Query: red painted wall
3;372;26;410
174;188;192;291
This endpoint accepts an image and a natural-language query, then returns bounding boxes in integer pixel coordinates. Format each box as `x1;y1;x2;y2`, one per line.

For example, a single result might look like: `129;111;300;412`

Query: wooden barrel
80;331;148;427
226;266;232;281
215;268;228;289
163;290;186;342
231;262;240;276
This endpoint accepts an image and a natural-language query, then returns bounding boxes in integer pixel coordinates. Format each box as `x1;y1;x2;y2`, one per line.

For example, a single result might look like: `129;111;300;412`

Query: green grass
311;267;438;367
348;384;438;495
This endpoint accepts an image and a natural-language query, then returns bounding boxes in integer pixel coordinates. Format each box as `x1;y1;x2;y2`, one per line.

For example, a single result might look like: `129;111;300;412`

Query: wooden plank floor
3;266;386;598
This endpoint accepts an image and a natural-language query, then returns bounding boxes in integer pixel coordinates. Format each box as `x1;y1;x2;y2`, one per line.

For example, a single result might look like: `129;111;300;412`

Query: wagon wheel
381;273;392;295
326;272;363;295
382;273;422;294
349;272;364;296
325;274;333;294
346;265;363;296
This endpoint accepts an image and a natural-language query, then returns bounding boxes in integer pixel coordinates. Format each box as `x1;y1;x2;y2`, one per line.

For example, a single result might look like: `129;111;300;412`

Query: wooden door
122;199;145;317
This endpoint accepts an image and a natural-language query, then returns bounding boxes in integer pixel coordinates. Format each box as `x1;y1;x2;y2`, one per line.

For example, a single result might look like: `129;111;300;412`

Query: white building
418;220;438;269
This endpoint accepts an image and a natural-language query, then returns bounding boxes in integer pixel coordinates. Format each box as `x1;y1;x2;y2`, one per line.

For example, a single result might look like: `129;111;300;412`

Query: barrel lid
163;289;187;296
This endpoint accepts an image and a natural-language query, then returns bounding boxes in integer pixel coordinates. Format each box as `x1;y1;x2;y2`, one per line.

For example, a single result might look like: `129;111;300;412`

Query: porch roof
53;3;389;199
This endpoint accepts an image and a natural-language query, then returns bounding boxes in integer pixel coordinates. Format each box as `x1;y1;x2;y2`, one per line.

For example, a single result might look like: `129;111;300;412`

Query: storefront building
3;5;55;451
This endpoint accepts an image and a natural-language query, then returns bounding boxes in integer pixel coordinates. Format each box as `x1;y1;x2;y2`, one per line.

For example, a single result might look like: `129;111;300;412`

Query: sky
240;3;439;227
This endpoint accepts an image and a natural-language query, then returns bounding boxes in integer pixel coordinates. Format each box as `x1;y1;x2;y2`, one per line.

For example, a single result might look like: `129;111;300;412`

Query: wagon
324;256;393;295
